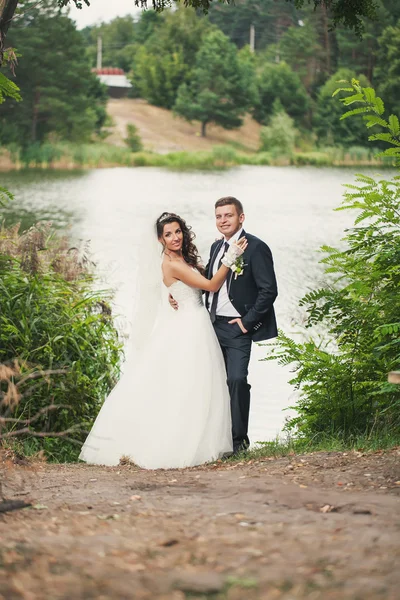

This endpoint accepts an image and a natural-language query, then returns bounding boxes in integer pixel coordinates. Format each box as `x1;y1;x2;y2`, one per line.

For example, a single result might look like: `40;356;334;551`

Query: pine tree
174;30;254;137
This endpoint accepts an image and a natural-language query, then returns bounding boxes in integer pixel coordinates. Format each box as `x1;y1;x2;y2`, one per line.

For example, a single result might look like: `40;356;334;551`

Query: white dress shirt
209;228;243;317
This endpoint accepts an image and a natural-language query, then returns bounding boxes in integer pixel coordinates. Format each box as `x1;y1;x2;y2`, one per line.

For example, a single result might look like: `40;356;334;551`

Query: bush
124;124;143;152
266;83;400;443
0;222;122;460
292;151;331;166
259;111;297;157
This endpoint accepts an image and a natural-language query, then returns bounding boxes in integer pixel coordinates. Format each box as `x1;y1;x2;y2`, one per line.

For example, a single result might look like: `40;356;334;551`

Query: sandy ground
1;448;400;599
106;98;262;153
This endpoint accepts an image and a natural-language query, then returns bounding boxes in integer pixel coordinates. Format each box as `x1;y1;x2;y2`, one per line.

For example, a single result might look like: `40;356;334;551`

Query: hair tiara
157;212;179;224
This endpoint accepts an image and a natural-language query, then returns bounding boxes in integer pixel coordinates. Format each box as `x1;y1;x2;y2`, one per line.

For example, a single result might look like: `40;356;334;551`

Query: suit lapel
208;239;224;278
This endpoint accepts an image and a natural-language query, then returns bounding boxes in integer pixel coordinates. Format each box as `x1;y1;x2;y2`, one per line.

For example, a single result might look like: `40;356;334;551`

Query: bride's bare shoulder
162;256;173;273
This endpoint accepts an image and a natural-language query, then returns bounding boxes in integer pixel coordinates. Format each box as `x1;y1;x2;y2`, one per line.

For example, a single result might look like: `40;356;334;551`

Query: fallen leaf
32;504;48;510
320;504;334;513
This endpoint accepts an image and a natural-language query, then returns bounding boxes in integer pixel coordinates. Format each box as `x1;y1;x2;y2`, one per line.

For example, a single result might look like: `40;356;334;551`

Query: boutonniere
230;255;246;280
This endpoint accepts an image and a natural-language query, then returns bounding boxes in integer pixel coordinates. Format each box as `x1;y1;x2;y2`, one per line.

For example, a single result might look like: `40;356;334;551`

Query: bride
79;212;247;469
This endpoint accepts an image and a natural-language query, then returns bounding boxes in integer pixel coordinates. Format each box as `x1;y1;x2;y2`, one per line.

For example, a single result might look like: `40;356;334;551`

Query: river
1;165;386;444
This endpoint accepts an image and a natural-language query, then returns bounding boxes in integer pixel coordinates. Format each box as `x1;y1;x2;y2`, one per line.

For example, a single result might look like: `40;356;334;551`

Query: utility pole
250;23;255;53
96;36;102;70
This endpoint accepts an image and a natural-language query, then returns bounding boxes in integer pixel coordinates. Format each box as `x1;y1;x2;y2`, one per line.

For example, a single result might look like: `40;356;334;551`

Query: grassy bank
0;142;396;171
231;431;400;462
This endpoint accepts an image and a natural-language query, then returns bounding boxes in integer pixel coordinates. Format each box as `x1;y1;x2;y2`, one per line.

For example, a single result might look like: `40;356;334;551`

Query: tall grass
0;142;396;172
0;221;123;461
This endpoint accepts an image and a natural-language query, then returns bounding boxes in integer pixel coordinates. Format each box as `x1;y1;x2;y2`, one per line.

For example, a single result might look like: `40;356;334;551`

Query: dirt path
106;98;261;153
1;449;400;599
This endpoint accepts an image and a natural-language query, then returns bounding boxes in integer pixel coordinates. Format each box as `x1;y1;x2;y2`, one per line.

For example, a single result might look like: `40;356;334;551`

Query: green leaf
340;93;365;106
0;72;21;104
363;115;388;129
340;107;369;120
388;115;400;136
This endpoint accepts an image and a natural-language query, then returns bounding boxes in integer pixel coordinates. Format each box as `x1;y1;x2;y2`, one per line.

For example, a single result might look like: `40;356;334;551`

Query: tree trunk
201;121;207;138
0;0;19;65
31;90;40;142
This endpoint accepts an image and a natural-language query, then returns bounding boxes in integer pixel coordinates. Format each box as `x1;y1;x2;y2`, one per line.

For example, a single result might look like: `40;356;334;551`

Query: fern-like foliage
265;84;400;442
333;79;400;164
0;186;14;207
0;71;21;104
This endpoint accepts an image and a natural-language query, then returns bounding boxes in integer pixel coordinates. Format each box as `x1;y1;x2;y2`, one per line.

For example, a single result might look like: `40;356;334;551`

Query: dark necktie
210;241;229;323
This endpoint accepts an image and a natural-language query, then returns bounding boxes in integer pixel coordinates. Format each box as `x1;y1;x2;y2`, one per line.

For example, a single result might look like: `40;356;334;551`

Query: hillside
106;98;262;154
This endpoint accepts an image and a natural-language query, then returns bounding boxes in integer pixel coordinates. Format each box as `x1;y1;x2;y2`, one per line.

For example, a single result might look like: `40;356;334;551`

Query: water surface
2;166;389;443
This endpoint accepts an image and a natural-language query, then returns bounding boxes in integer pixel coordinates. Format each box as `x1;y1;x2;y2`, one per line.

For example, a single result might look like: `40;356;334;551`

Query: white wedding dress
79;279;233;469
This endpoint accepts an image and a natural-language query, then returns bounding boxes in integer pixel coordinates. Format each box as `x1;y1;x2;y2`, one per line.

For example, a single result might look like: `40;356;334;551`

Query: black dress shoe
232;443;249;456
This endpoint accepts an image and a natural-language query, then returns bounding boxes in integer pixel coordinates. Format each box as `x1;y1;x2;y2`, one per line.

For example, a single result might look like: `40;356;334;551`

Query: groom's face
215;204;245;240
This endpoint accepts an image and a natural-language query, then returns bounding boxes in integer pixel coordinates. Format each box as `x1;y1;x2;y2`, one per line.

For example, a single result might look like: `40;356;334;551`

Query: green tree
314;68;370;146
0;1;107;146
209;0;298;51
278;21;324;92
253;61;309;126
375;20;400;118
132;8;211;109
174;30;254;137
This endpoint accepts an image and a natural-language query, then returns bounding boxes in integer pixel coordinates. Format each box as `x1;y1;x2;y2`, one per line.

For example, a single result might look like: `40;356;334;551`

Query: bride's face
160;221;183;252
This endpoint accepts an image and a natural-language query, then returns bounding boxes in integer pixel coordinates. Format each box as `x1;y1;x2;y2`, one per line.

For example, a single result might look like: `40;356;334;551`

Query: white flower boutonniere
230;255;246;280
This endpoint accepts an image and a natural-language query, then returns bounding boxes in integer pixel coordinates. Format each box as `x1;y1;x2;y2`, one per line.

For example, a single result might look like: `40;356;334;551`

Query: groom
172;196;278;455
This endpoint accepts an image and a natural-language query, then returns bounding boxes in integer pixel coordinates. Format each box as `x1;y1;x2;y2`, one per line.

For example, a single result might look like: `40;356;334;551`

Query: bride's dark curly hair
156;212;205;275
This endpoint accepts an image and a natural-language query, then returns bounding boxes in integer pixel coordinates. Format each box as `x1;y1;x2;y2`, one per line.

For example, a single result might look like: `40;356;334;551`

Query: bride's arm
167;261;230;293
166;238;248;293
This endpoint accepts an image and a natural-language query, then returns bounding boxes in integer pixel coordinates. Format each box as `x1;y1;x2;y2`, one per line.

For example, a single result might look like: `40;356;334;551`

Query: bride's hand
234;237;247;253
221;237;247;268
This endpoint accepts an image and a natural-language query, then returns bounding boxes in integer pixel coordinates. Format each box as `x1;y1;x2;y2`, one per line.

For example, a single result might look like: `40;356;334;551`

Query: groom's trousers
213;316;252;450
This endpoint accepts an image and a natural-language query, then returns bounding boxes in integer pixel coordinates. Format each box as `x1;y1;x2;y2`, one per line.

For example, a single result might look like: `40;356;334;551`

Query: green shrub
292;152;331;166
259;111;297;157
124;124;143;153
0;222;122;460
266;83;400;442
211;145;238;163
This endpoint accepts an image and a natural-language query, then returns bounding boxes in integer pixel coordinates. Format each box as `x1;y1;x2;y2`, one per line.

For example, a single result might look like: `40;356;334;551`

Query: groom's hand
228;318;248;334
169;294;179;311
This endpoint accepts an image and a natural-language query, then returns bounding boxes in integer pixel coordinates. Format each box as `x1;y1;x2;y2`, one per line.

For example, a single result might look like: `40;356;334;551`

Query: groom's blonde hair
215;196;244;216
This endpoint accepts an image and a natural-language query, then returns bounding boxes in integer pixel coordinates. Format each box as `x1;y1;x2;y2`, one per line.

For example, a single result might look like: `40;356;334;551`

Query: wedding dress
79;279;233;469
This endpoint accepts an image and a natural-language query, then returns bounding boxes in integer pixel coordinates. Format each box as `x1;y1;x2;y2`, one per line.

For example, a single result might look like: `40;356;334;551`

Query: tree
277;21;324;92
209;0;298;51
314;67;370;146
375;20;400;118
0;0;382;69
253;61;310;126
132;8;211;108
134;1;380;35
0;1;107;146
174;30;254;137
83;16;137;72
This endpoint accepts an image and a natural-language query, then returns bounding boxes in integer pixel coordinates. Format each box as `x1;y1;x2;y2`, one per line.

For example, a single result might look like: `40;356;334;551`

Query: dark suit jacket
205;230;278;342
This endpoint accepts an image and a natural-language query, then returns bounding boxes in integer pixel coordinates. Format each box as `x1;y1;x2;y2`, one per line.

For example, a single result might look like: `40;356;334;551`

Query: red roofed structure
92;67;132;98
